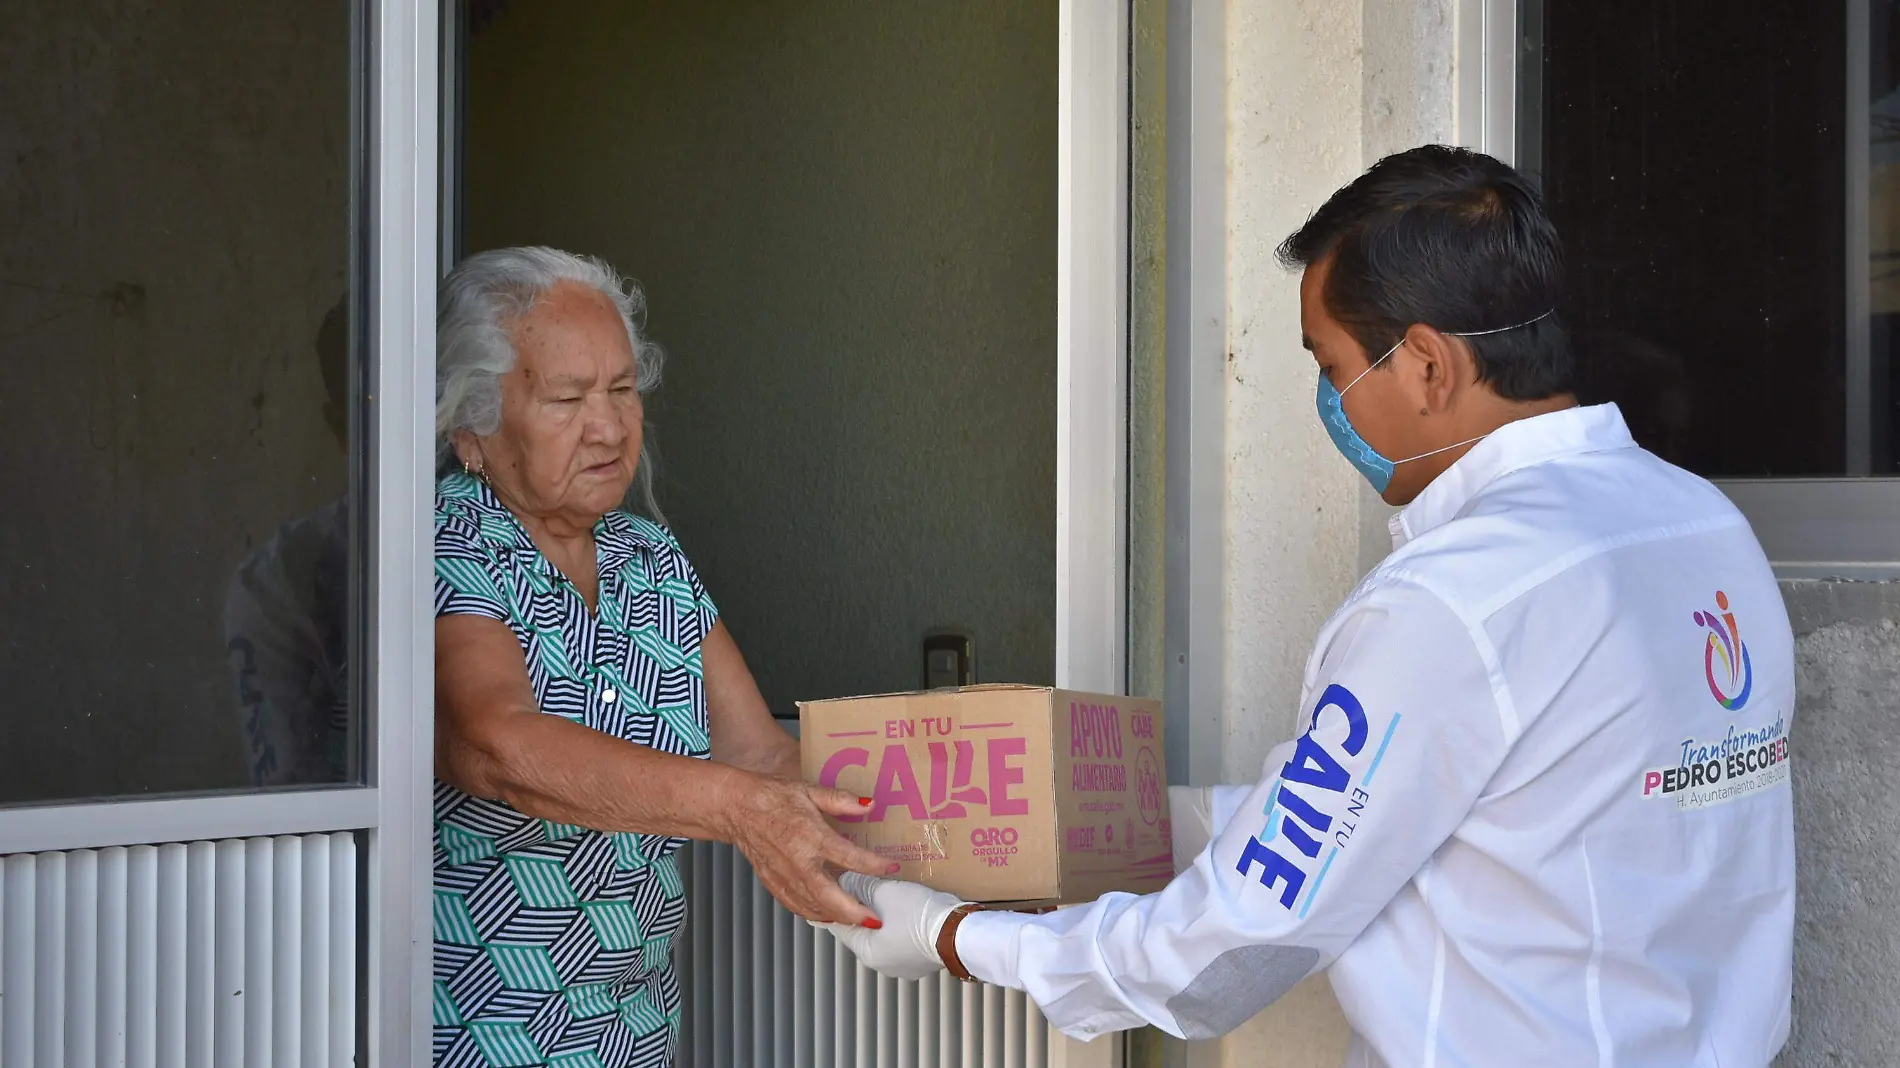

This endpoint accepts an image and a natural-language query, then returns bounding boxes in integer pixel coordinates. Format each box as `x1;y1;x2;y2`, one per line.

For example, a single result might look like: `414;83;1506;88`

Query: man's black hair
1277;144;1573;401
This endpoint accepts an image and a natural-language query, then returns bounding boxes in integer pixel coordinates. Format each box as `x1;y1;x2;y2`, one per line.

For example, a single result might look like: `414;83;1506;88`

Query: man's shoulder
1375;449;1753;620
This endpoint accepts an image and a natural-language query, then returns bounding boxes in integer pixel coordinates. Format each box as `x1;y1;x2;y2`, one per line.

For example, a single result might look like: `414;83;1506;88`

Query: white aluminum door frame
0;2;440;1064
1053;1;1131;1065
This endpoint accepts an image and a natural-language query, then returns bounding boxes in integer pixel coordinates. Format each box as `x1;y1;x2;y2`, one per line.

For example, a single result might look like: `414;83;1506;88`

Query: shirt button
601;688;617;704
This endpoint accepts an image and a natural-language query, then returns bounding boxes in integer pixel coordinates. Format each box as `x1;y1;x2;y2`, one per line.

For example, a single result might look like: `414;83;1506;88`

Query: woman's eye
611;385;635;396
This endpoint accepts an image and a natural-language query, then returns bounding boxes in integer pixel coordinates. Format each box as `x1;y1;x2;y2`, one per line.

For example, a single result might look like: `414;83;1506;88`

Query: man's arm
1169;766;1293;872
955;581;1511;1040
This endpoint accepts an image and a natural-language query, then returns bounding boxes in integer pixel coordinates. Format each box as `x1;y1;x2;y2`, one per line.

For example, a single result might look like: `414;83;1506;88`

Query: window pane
0;2;360;804
1521;0;1898;476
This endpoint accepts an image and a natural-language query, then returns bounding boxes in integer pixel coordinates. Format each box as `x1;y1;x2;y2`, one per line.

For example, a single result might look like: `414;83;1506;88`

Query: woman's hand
718;776;897;927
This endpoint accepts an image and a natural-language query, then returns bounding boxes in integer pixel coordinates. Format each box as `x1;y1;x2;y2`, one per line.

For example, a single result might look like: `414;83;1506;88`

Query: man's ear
1398;323;1470;413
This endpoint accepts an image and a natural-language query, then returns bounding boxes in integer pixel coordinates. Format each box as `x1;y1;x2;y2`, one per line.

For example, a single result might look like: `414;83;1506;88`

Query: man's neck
1392;393;1579;504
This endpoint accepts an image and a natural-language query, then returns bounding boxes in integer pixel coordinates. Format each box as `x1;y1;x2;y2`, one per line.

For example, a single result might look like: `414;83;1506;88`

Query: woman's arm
435;614;889;924
703;621;800;779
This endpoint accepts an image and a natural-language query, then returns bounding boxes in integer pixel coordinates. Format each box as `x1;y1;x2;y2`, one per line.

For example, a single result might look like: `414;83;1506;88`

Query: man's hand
1169;785;1217;873
722;779;898;926
817;873;964;980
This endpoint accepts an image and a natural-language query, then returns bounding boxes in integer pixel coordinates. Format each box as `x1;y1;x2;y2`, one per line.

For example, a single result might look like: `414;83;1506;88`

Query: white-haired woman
431;247;888;1068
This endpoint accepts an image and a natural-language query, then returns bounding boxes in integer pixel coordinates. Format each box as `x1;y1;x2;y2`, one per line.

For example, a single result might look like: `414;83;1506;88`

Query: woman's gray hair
436;246;667;520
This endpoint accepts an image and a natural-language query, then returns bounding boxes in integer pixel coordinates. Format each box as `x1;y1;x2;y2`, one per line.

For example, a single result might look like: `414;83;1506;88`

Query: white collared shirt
959;405;1796;1067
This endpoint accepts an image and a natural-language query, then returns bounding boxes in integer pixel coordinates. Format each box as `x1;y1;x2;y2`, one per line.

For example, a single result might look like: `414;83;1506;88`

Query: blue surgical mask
1316;310;1555;492
1317;364;1402;492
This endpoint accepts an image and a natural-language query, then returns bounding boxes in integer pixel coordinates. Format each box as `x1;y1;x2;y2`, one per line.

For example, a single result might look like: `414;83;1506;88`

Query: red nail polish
858;797;874;806
887;863;902;875
861;918;884;930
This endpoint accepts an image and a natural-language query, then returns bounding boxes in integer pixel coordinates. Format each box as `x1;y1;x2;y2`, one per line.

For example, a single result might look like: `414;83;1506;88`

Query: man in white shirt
825;145;1796;1066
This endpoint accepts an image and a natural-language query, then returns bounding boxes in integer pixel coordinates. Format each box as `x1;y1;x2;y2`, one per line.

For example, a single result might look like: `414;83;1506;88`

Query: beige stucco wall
1216;0;1454;1063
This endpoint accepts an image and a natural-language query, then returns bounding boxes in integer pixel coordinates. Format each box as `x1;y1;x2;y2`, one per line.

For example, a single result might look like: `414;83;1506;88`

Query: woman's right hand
720;775;897;927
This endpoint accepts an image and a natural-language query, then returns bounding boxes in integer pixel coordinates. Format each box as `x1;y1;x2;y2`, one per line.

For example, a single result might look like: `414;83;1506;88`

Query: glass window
0;2;361;804
1518;0;1898;477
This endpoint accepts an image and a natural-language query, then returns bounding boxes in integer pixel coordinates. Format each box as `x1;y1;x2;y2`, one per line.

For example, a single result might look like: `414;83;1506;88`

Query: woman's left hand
719;775;899;927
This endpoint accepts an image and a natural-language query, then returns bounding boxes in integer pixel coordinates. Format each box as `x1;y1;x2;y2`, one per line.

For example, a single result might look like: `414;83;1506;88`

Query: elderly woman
432;246;887;1068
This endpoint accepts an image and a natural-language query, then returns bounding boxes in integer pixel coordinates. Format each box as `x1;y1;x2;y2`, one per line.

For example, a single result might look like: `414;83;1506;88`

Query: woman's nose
582;396;630;441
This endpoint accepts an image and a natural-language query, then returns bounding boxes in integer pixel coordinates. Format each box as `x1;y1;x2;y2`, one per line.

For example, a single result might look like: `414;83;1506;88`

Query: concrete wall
1777;580;1900;1068
0;3;351;802
462;0;1059;714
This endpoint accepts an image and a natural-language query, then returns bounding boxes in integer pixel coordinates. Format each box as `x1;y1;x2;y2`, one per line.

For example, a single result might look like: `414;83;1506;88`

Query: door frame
1052;1;1132;1064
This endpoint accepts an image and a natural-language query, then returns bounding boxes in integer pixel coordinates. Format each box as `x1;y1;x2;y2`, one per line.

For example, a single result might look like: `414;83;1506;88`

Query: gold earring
463;458;487;482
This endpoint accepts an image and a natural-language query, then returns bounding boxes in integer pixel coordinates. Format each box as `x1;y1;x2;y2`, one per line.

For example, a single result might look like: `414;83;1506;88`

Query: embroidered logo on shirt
1694;590;1753;711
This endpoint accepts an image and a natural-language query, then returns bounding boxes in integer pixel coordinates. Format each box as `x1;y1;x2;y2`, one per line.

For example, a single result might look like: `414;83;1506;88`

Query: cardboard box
799;685;1173;904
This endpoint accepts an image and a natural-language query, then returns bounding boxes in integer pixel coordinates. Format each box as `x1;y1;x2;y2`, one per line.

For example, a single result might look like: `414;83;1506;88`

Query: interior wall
461;0;1058;715
0;2;352;802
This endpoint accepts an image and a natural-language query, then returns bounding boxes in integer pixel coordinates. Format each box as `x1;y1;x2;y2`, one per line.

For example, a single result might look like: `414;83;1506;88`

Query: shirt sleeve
956;579;1512;1041
434;511;510;622
658;524;721;633
1209;764;1286;842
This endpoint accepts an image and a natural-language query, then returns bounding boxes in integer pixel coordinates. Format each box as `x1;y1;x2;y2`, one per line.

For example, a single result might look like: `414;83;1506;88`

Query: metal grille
0;833;357;1068
678;842;1050;1068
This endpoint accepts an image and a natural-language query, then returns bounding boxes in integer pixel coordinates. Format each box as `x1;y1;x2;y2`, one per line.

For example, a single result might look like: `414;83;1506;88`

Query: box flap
797;683;1050;709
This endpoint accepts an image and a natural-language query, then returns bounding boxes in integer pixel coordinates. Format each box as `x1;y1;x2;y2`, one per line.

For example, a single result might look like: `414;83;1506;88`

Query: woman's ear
450;429;483;472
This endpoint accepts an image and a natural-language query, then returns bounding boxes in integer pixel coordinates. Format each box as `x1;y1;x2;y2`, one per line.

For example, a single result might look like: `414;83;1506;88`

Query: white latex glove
1169;785;1216;874
816;872;965;980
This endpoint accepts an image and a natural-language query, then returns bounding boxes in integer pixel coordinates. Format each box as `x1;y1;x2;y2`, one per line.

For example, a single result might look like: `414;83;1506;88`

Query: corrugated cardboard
799;685;1173;904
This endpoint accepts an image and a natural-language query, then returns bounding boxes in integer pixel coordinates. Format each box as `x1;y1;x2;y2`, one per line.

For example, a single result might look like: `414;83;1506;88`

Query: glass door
0;2;438;1064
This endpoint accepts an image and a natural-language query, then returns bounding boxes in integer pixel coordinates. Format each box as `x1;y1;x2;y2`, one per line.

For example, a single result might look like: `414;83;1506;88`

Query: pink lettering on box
1069;702;1125;759
989;736;1030;816
818;747;871;822
822;739;1029;823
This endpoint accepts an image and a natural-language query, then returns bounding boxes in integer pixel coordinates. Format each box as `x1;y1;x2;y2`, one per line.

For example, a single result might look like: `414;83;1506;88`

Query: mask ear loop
1342;309;1554;396
1378;308;1559;468
1445;308;1555;338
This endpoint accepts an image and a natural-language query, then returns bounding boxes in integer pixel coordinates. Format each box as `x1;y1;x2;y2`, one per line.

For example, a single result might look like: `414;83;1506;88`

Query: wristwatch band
937;903;982;983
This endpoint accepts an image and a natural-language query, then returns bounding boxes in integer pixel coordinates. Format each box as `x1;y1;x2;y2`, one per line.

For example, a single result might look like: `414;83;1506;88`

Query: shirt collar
439;469;669;579
1389;403;1637;549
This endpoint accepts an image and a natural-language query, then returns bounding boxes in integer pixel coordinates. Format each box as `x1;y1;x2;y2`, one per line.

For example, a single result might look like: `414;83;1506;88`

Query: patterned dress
432;471;716;1068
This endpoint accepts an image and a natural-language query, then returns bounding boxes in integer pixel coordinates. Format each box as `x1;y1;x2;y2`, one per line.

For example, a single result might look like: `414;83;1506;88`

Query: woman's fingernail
887;863;902;875
858;797;874;806
861;918;884;930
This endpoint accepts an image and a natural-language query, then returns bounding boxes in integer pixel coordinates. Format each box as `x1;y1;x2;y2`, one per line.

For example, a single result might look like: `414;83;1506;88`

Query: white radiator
0;832;358;1068
678;843;1050;1068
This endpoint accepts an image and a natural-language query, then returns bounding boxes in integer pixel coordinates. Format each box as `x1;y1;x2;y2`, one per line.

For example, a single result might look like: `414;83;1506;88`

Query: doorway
454;2;1134;1065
